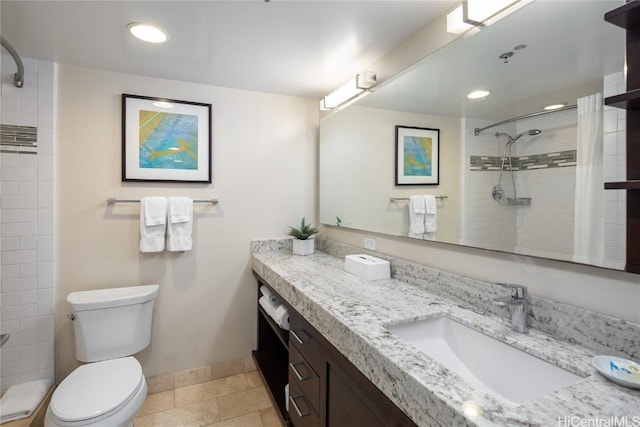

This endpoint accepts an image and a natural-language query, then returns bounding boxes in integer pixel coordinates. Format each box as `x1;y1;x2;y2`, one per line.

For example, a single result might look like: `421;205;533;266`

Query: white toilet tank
67;284;159;362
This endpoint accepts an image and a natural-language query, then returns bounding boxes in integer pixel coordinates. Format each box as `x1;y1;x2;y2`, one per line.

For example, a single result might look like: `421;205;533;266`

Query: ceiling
0;1;458;99
358;0;625;120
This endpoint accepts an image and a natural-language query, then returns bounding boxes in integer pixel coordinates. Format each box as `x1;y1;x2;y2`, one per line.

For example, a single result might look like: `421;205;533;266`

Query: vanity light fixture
447;0;524;34
320;71;377;110
544;103;567;111
463;0;520;26
467;90;490;99
446;6;474;35
127;23;168;43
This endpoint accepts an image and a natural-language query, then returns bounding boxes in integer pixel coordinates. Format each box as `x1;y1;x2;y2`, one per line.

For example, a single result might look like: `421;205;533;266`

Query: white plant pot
292;238;314;256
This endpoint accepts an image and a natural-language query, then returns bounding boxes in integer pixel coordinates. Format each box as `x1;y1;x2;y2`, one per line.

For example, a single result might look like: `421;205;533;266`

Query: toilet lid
50;357;143;423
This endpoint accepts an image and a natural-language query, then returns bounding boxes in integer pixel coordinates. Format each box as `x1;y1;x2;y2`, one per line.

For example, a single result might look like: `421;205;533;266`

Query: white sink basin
387;316;582;407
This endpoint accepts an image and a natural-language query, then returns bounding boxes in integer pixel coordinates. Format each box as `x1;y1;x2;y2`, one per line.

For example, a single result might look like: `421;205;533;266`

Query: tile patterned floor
134;371;286;427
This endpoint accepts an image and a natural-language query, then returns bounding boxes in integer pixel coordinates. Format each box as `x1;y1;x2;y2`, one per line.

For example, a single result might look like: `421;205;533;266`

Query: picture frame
395;125;440;185
122;94;212;183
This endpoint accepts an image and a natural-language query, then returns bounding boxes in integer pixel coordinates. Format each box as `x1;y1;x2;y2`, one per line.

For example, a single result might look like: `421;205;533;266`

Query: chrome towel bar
389;196;447;201
107;198;218;205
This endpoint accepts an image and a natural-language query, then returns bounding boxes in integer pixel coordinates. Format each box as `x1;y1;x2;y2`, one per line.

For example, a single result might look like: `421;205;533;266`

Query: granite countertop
252;244;640;427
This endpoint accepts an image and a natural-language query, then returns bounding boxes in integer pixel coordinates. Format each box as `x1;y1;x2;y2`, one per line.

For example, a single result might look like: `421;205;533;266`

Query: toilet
45;284;159;427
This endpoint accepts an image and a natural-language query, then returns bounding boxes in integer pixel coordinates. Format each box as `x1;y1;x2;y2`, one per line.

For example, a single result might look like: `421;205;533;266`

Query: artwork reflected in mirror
319;0;626;270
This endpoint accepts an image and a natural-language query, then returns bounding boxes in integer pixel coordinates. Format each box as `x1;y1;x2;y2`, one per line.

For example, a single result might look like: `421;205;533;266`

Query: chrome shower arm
1;36;24;88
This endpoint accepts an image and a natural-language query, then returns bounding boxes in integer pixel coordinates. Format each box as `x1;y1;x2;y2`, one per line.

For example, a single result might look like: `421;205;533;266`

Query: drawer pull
290;394;312;417
291;329;311;345
289;362;311;381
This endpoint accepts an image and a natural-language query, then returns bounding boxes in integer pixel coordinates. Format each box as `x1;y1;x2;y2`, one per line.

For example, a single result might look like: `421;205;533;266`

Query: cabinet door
325;355;416;427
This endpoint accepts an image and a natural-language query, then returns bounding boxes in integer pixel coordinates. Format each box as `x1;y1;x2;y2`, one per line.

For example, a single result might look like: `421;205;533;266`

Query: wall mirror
320;0;627;270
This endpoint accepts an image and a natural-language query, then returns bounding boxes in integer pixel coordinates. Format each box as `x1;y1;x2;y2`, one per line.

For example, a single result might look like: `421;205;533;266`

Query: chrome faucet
493;284;528;334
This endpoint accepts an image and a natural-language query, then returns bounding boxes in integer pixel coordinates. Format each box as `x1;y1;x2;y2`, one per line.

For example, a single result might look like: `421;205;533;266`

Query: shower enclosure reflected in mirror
320;0;626;270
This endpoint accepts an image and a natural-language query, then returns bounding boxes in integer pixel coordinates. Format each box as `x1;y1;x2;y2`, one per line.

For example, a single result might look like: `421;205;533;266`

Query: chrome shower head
511;129;542;143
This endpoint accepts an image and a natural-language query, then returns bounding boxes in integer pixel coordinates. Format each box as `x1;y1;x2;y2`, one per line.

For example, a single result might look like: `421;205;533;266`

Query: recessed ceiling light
467;90;490;99
153;101;173;108
543;103;566;111
127;23;168;43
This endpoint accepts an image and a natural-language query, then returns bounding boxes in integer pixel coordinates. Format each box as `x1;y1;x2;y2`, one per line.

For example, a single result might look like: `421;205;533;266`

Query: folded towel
260;285;281;306
143;197;167;226
140;197;167;253
408;196;425;234
424;195;437;233
167;197;193;252
0;379;51;423
409;195;426;214
168;196;193;224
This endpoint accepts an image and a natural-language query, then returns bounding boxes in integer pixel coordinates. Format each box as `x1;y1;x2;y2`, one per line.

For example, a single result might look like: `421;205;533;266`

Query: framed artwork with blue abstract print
122;94;212;183
395;125;439;185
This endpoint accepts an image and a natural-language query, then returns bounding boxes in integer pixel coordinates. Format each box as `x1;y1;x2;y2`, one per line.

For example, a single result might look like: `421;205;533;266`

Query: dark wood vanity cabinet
253;273;417;427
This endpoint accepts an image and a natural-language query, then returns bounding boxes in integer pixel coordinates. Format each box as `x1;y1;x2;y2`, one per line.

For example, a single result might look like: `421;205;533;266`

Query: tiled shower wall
462;118;517;253
602;71;626;270
512;111;577;260
463;110;578;261
465;74;626;269
0;56;56;392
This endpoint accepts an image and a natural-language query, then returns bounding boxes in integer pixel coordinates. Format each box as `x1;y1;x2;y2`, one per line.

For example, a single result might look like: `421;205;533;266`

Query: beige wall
323;227;640;323
56;65;318;381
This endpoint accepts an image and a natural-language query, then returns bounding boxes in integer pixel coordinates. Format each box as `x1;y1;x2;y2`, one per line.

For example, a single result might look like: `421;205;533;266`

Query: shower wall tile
464;111;577;261
37;127;53;155
603;108;618;133
1;57;56;392
602;71;626;270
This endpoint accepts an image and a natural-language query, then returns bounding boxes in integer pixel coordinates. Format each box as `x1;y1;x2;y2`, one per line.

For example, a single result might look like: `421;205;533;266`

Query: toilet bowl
44;357;147;427
44;285;159;427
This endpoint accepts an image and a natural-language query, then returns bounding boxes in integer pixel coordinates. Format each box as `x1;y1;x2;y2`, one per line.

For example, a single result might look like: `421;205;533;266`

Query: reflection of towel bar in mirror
107;198;219;205
390;196;447;202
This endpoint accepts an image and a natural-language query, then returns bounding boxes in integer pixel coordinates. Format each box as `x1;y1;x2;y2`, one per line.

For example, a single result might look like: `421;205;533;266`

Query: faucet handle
498;283;527;299
510;285;527;299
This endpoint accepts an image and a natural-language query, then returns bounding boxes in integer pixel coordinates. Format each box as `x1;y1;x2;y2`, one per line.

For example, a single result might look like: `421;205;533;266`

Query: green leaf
288;217;318;240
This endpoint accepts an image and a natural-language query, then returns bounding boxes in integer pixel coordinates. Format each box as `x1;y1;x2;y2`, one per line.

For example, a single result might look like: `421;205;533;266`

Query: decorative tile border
470;149;576;171
0;124;38;154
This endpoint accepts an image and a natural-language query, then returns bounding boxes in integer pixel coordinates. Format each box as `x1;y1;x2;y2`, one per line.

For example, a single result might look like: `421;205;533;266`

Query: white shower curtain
573;93;604;265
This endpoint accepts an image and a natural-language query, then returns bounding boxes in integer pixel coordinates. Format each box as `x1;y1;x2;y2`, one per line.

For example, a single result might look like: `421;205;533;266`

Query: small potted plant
288;217;318;255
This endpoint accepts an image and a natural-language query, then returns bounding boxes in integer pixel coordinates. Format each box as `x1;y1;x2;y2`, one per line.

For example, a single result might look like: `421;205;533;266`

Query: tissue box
344;254;390;280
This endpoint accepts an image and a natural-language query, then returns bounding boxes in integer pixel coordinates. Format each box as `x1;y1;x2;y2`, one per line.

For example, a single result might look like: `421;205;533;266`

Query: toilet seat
49;357;144;425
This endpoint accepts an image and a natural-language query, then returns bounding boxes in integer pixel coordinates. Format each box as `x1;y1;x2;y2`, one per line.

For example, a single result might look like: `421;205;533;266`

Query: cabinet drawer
289;344;320;412
288;376;320;427
289;310;324;374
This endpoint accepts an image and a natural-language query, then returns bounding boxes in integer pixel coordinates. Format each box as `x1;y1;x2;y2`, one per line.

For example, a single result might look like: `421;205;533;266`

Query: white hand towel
260;285;282;306
409;195;426;213
167;197;193;252
140;197;167;253
423;195;437;233
143;197;167;226
408;196;425;234
169;196;192;223
0;379;51;423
